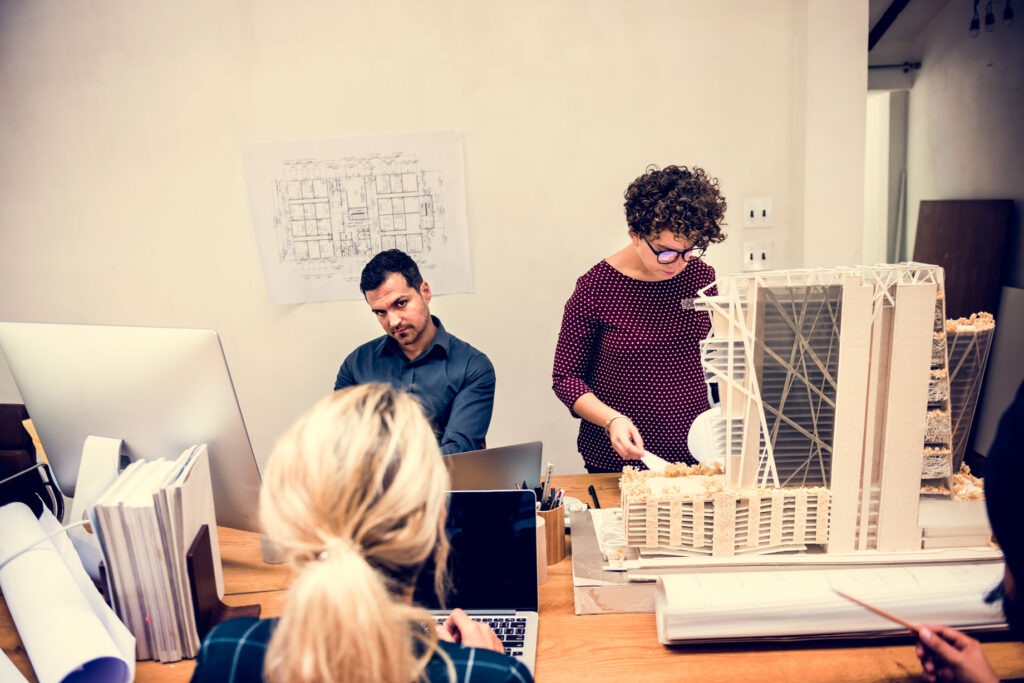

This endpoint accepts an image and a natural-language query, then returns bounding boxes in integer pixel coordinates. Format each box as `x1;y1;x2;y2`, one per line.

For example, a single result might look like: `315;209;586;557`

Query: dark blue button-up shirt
334;317;495;454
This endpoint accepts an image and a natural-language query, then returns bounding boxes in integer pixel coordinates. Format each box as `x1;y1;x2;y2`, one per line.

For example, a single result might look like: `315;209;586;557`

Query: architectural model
923;293;955;483
945;313;996;471
620;263;979;557
621;463;830;557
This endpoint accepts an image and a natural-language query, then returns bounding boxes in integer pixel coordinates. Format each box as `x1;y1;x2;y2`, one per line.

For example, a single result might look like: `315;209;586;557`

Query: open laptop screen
414;490;538;612
444;441;543;491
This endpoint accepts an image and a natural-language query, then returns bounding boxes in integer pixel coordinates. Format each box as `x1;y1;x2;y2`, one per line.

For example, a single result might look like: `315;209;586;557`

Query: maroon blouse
552;259;717;472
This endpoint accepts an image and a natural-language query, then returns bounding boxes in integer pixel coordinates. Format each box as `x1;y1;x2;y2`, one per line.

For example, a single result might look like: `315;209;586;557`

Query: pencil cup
535;515;547;584
537;503;566;565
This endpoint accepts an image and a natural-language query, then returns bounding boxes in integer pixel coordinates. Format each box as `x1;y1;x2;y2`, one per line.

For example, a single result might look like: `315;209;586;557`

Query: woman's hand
915;624;998;683
607;417;644;460
570;394;645;461
436;608;504;654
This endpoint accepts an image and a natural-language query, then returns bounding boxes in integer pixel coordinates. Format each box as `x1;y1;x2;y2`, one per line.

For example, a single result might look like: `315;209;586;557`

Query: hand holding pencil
915;625;998;683
832;589;998;683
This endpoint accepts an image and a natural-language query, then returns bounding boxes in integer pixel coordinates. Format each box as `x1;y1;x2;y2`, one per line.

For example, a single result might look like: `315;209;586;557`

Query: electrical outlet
743;240;774;272
743;197;773;228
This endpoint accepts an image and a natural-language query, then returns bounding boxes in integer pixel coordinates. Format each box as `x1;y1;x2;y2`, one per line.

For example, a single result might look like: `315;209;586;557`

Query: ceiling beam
869;0;914;51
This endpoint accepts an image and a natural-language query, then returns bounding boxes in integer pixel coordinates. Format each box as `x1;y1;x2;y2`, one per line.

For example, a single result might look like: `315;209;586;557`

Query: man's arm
439;354;495;455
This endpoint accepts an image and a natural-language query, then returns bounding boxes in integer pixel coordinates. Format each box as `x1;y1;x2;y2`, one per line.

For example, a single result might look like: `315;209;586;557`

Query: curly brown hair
623;165;728;247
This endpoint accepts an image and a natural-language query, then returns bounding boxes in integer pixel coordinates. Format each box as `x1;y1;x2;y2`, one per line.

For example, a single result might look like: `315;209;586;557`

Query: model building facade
621;263;950;556
945;313;995;471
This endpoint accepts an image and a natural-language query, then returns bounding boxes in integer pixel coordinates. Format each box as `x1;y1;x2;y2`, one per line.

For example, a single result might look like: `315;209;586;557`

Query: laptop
444;441;543;491
413;489;539;674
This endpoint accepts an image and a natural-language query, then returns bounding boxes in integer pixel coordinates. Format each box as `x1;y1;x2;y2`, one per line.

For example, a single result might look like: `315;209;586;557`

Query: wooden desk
4;473;1024;682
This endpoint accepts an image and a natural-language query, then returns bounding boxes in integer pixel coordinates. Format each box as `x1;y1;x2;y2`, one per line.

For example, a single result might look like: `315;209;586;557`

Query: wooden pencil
833;589;920;635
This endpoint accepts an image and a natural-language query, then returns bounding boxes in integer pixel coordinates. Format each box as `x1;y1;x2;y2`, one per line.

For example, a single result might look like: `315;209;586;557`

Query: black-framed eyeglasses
644;238;705;264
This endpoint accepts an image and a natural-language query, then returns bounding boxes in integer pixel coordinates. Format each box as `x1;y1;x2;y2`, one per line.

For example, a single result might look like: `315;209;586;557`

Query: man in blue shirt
334;249;495;454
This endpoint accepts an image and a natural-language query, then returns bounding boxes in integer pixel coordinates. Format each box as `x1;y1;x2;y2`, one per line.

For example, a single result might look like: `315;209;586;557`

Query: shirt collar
375;316;450;362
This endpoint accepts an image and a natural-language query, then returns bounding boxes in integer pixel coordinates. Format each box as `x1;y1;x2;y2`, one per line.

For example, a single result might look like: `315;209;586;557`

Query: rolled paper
0;502;134;683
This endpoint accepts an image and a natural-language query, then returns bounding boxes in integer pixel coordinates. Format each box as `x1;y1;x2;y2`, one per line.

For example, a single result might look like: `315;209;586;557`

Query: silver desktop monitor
0;322;262;532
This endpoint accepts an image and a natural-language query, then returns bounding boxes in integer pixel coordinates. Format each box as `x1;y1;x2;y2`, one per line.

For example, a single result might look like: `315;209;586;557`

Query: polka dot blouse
552;259;718;473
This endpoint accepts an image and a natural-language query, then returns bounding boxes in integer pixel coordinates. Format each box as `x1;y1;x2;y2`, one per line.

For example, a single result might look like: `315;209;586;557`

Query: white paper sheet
67;437;126;526
160;444;222;657
67;436;126;581
0;650;30;683
37;507;136;677
655;563;1005;643
176;445;223;597
687;404;726;467
243;131;473;304
589;508;628;566
0;503;134;683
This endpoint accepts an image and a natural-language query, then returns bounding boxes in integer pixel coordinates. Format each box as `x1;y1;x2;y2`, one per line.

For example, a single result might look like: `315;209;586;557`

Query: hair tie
317;537;361;561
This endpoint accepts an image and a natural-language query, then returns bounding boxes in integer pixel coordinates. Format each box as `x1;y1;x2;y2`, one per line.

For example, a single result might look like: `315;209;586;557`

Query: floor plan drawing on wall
275;155;443;275
243;131;472;304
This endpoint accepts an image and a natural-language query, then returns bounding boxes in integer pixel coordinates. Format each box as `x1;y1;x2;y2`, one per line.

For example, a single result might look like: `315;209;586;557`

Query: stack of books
90;444;222;662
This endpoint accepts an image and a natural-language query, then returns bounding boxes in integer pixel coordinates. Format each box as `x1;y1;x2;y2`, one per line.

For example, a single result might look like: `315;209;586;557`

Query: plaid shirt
190;617;533;683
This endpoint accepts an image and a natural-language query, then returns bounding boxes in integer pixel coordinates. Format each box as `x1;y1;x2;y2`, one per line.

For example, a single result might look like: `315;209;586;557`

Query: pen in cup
543;487;563;511
540;463;553;508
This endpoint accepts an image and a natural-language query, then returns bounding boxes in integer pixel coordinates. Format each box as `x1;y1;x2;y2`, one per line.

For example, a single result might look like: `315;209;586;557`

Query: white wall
906;0;1024;286
863;92;890;264
800;1;868;268
886;90;909;261
905;0;1024;453
0;0;869;476
862;89;910;263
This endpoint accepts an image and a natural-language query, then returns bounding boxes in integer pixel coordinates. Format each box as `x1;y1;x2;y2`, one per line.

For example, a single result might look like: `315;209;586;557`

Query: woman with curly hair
191;384;531;683
552;165;727;473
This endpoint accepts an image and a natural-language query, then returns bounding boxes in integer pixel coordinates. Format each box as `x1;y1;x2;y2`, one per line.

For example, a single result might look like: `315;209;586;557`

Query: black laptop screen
413;490;538;612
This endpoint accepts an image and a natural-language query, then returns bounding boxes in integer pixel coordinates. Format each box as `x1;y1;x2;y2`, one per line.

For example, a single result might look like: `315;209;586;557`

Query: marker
588;484;601;509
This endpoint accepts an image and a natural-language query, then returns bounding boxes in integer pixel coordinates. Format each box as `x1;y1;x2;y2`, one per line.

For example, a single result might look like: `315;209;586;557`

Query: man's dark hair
359;249;424;294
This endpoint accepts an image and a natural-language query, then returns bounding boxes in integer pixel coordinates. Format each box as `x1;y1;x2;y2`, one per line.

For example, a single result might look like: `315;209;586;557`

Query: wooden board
912;199;1013;319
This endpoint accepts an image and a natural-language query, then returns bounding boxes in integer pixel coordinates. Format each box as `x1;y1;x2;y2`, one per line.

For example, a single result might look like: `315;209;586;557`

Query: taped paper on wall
243;131;473;304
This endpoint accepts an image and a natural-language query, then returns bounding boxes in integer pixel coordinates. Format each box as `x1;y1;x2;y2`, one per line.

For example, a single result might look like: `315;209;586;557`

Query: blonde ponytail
266;548;407;682
260;384;455;683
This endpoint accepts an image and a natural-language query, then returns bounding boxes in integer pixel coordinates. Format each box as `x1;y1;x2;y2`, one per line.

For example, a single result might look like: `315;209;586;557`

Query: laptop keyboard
434;616;528;657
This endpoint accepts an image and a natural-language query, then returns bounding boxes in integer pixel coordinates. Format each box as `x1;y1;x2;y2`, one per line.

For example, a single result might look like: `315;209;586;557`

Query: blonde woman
190;384;532;683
